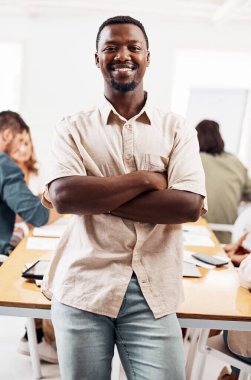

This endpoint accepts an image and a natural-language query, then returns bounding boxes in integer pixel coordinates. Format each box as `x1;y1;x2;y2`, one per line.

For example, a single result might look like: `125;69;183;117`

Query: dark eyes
103;45;142;53
103;46;117;52
129;46;142;51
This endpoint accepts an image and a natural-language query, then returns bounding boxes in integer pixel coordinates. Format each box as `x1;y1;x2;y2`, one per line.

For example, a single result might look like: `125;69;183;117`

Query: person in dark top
0;110;49;258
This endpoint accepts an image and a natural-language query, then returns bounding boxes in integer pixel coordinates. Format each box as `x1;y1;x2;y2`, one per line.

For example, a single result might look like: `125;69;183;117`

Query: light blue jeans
51;273;185;380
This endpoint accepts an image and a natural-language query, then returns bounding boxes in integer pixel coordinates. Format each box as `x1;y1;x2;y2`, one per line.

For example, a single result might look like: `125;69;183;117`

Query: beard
110;78;137;92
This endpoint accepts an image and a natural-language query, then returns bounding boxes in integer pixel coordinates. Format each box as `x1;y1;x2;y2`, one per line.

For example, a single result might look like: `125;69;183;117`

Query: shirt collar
98;92;153;126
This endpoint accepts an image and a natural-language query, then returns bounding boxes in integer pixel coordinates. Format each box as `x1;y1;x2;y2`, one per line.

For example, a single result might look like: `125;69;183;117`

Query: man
0;110;49;258
42;16;207;380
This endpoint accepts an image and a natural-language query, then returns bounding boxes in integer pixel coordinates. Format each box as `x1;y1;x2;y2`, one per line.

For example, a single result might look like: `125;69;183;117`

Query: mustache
107;62;139;70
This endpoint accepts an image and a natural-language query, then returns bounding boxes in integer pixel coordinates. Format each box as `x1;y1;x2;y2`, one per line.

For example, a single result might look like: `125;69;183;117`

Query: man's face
95;23;150;93
5;130;29;157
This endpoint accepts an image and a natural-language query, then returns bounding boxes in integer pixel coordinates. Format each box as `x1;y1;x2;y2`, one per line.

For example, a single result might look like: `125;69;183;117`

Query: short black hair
0;110;29;134
96;15;149;50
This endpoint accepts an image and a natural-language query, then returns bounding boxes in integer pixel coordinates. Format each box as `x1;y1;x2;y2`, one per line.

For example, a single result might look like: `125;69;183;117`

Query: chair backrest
232;206;251;243
195;330;251;380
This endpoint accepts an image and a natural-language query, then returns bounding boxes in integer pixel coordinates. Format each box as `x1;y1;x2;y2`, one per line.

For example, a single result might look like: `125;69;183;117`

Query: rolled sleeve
168;118;207;214
42;117;87;208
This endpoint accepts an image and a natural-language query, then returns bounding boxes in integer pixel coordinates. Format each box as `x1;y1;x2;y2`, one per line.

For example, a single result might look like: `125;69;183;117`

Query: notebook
183;262;202;277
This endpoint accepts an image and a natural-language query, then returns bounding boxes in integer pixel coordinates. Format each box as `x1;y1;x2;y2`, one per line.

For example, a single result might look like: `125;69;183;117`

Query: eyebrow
103;39;143;45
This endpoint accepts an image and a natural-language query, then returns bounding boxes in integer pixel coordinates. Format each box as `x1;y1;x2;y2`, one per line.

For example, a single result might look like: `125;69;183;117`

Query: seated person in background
218;247;251;380
10;126;46;246
11;125;41;192
0;110;49;259
0;110;58;363
196;120;251;244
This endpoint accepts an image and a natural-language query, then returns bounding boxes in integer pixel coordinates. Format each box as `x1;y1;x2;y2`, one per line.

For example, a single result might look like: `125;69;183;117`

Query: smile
113;67;133;72
109;63;138;72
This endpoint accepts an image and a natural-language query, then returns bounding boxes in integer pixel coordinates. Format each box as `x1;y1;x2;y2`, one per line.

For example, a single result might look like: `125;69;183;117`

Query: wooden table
0;219;251;379
179;219;251;330
0;236;51;379
0;235;51;318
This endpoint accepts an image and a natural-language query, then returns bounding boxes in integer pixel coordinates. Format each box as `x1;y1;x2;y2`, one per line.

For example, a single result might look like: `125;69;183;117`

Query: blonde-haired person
11;125;41;194
9;128;44;245
9;127;58;364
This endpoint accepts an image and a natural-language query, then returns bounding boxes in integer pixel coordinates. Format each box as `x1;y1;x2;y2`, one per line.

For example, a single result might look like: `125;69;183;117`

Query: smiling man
43;16;207;380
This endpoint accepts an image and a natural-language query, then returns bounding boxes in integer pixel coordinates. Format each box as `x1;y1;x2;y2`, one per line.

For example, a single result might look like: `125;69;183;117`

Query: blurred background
1;0;251;172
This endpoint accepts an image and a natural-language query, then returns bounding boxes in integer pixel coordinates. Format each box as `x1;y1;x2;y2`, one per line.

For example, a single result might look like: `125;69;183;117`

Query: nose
18;144;27;153
114;47;130;61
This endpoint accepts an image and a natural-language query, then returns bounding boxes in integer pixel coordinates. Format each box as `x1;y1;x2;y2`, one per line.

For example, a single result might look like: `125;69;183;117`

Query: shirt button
125;154;131;160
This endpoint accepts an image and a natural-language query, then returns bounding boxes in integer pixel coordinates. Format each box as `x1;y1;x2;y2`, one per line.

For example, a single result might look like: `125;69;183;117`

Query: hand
224;232;250;266
140;171;167;191
226;251;250;267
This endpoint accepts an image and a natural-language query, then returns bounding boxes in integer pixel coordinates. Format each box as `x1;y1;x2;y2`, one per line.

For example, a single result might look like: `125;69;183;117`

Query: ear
2;129;13;144
95;52;100;68
146;51;150;67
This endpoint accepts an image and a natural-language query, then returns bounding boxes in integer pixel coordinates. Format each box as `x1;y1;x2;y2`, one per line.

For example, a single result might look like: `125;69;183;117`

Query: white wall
1;13;251;165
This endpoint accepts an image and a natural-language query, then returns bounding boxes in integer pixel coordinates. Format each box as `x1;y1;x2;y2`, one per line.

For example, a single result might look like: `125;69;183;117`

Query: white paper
26;237;60;251
33;225;67;238
33;217;69;238
183;233;215;247
183;261;202;277
182;225;211;236
183;250;216;269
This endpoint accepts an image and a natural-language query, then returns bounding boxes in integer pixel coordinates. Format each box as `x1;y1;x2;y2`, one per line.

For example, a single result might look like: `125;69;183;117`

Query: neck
104;84;146;120
18;162;26;171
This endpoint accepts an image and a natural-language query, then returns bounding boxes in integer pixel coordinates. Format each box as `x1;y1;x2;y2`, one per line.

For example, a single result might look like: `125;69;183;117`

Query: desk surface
0;219;251;322
0;235;51;310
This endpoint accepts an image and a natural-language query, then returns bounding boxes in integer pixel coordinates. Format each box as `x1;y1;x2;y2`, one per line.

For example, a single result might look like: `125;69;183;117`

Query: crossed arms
48;170;203;225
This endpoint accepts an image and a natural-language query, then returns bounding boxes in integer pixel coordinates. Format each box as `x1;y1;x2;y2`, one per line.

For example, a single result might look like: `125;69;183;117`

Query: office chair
209;205;251;244
195;329;251;380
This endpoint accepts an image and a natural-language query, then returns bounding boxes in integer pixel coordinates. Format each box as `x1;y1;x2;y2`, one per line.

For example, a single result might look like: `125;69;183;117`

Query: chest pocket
134;154;169;173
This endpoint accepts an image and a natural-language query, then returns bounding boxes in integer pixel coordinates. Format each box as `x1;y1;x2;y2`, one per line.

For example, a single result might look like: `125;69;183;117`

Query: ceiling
0;0;251;25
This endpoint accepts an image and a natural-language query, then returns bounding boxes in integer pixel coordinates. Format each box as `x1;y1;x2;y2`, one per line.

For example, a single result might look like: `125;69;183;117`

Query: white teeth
114;68;132;71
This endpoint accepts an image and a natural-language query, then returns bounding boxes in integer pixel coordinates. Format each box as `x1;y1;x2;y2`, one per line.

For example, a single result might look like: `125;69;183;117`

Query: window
171;50;251;155
186;88;248;155
0;42;23;111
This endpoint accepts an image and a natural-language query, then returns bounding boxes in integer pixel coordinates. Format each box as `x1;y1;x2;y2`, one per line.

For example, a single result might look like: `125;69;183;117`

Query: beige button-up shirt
42;96;207;318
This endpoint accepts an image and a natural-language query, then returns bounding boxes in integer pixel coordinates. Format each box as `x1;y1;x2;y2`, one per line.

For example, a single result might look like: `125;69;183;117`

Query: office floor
0;315;229;380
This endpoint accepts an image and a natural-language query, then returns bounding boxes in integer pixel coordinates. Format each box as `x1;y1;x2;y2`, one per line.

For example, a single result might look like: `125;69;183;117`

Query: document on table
33;225;67;238
33;217;69;238
182;261;202;277
26;237;60;251
182;225;211;236
183;233;215;247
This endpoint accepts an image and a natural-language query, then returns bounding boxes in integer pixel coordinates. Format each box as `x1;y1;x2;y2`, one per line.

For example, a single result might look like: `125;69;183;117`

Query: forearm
49;172;166;215
111;189;203;224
